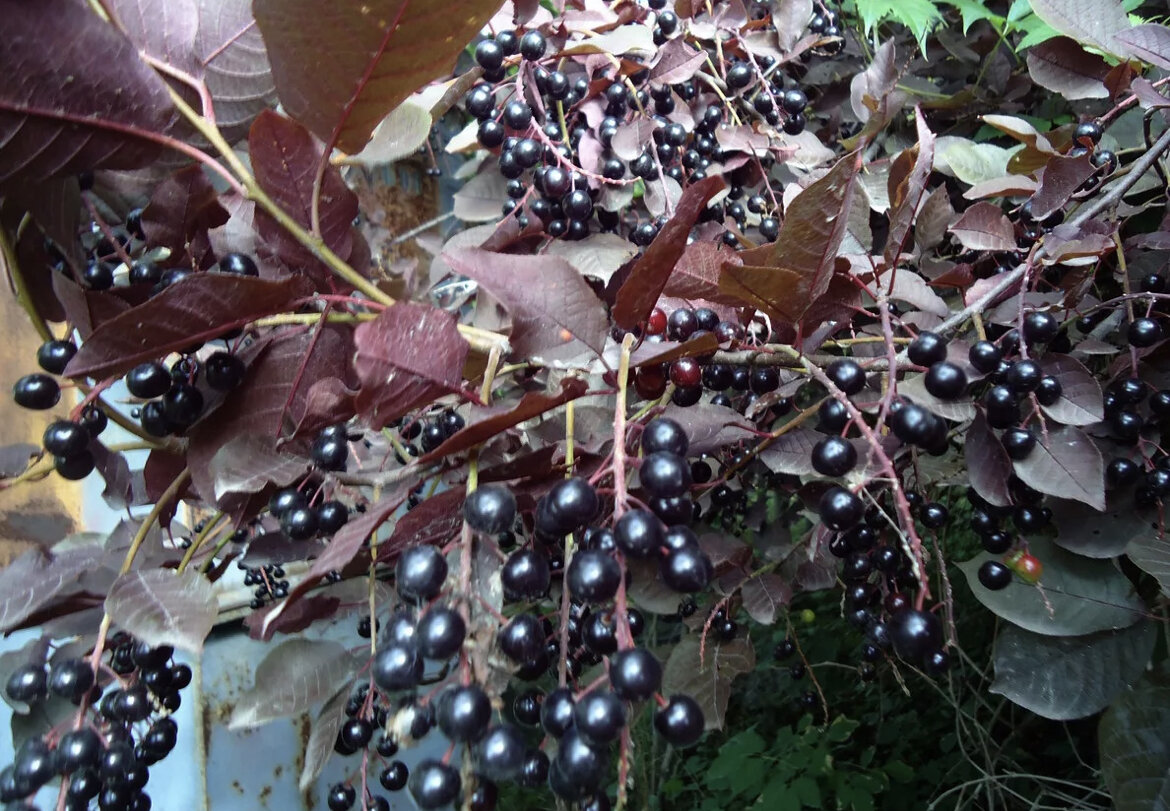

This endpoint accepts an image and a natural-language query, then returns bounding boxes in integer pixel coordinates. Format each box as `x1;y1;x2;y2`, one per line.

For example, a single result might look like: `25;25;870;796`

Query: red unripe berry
646;308;667;336
669;358;702;388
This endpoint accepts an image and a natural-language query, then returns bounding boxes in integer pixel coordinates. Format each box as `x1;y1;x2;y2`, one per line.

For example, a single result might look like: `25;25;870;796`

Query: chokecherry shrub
0;0;1168;808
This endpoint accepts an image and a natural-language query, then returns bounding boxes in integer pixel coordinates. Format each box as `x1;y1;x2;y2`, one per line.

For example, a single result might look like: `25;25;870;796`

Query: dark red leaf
417;378;590;464
253;0;501;154
1030;153;1097;221
207;435;311;501
249;111;363;283
0;0;176;186
660;241;745;305
1025;37;1110;100
13;226;66;324
186;326;352;504
375;488;466;565
141;166;229;264
353;301;469;429
65;274;313;379
884;110;935;265
613;176;725;328
51;274;132;340
719;153;861;323
949;201;1016;251
7;177;83;270
444;248;609;362
965;412;1013;508
245;595;341;640
649;38;707;84
629;333;721;368
91;443;135;510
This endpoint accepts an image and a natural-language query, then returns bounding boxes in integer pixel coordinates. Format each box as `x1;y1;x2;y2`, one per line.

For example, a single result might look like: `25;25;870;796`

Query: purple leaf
613;176;725;328
249;111;363;282
1028;0;1133;58
661;635;754;730
91;442;135;510
140;166;230;264
0;444;38;478
1038;354;1104;426
1013;425;1105;510
1115;24;1170;70
657;403;755;456
228;639;357;729
660;241;745;305
758;428;819;477
649;38;707;84
104;569;217;654
0;0;176;186
1030;153;1097;221
253;0;502;153
1025;37;1110;100
375;488;466;565
719;153;862;323
0;546;104;632
186;326;354;504
417;378;590;464
208;435;311;500
949;201;1016;251
1052;497;1153;558
965;412;1013;508
353;301;469;429
884;109;935;265
444;247;609;362
740;573;791;625
194;0;278;141
65;274;313;379
299;687;349;791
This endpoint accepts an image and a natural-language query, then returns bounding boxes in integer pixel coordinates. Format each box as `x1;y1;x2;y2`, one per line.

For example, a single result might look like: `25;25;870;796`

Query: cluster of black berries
1;637;189;811
393;409;466;459
267;479;350;542
460;0;835;248
240;562;290;607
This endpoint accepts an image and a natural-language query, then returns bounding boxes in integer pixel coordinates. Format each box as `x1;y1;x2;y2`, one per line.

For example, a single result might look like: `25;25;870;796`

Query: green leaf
1098;668;1170;810
856;0;942;47
991;620;1156;720
792;775;823;807
959;536;1146;636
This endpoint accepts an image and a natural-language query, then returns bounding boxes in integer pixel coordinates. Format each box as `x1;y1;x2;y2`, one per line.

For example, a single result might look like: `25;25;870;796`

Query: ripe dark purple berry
566;549;622;602
654;694;704;747
609;647;662;701
395;545;448;602
13;374;60;410
463;484;517;535
924;362;967;400
811;436;857;477
978;560;1012;590
889;609;944;664
819;486;864;531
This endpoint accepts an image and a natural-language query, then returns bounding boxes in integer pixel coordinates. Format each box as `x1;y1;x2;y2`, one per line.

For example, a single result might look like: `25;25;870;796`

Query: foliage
1;0;1170;809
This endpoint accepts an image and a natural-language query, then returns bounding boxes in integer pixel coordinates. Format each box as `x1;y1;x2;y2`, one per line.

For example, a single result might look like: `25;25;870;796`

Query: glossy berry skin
749;367;779;394
669;358;701;388
281;506;318;540
819;486;864;531
614;509;666;559
204;352;245;391
1128;318;1163;348
889;608;944;664
311;432;348;471
219;252;258;276
1023;311;1059;344
43;420;89;458
574;691;627;745
1007;551;1043;583
501;549;550;601
978;560;1012;590
968;341;1002;374
125;362;172;399
1005;361;1042;393
317;500;349;534
566;549;622;602
925;362;967;400
541;687;576;737
609;647;662;701
811;436;857;477
327;784;356;811
163;383;204;430
380;761;409;792
826;359;865;395
437;684;491;742
417;607;466;660
49;657;95;700
1073;120;1103;145
552;730;610;798
519;30;546;60
920;502;949;529
372;644;422;692
1002;427;1036;460
640;452;692;498
499;613;545;663
660;546;713;592
1035;376;1062;406
37;339;77;374
55;451;96;481
646;308;668;336
547;477;600;532
666;308;697;341
13;374;60;410
654;694;704;747
6;664;46;704
908;332;947;367
395;545;448;602
463;485;516;535
1106;457;1140;488
408;759;461;810
477;724;527;781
